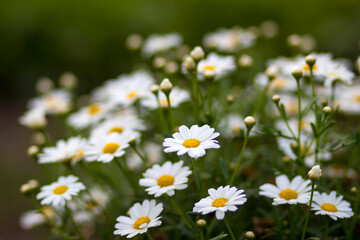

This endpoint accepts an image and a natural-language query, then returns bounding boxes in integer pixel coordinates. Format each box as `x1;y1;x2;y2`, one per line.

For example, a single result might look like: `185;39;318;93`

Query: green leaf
209;232;228;240
318;120;336;136
310;122;318;137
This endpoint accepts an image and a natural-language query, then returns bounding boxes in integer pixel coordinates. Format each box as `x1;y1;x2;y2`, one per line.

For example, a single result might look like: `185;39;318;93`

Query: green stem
191;158;201;191
168;196;192;228
224;217;236;240
131;145;148;167
199;227;205;240
206;217;217;238
229;130;250;185
296;79;302;162
275;103;297;140
301;181;315;240
65;204;86;240
146;232;154;240
309;67;320;164
114;158;139;194
165;94;173;131
207;81;213;117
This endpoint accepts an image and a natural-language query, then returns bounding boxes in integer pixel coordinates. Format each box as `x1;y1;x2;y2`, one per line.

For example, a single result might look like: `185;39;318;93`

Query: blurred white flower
29;90;72;115
19;107;47;130
142;33;182;57
141;86;190;109
68;103;110;130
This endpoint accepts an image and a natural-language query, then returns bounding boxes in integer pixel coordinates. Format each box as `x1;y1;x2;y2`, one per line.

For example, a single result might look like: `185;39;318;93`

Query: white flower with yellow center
335;84;360;115
19;107;47;130
193;185;247;220
323;64;354;87
255;73;297;92
68;103;109;129
311;191;353;220
142;33;182;57
197;53;236;80
29;90;72;115
259;175;311;205
141;86;190;109
139;161;191;197
114;200;163;238
163;124;220;158
36;175;85;207
85;134;129;163
38;136;88;164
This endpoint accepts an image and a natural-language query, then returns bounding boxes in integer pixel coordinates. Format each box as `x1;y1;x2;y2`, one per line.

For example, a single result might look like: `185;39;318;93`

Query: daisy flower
19;107;47;130
259;175;311;205
29;90;72;115
139;161;191;197
142;33;182;57
36;175;85;207
163;124;220;158
114;199;163;238
20;210;47;230
311;191;353;220
38;136;88;164
67;103;110;129
141;86;190;110
335;84;360;115
197;53;236;80
193;185;247;220
85;134;130;163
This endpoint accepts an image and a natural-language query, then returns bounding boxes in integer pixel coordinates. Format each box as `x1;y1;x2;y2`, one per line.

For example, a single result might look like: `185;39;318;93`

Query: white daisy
36;175;85;207
20;210;46;230
19;107;47;130
141;86;190;109
29;90;72;115
38;136;88;164
67;103;110;129
193;185;247;220
142;33;182;57
139;161;191;197
323;64;354;87
163;124;220;158
335;84;360;115
219;114;259;137
259;175;311;205
85;134;130;163
197;53;236;80
311;191;354;220
114;200;163;238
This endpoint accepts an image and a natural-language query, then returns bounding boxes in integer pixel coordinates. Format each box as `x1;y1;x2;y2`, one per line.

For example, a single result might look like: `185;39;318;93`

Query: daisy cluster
19;22;360;240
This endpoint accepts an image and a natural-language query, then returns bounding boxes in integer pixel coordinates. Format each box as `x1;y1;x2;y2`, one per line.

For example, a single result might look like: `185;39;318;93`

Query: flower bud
321;98;328;107
150;84;159;95
351;187;357;193
244;116;256;130
165;61;179;75
160;78;173;94
287;34;301;47
20;179;39;194
272;95;280;104
125;33;143;51
245;231;255;239
153;57;166;69
322;106;332;115
226;94;235;104
291;67;303;80
265;66;278;81
59;72;78;90
128;137;137;147
197;219;207;228
308;165;322;181
290;142;299;152
36;77;54;94
238;54;253;68
305;55;316;67
182;56;196;72
282;156;291;162
27;145;39;157
32;132;46;145
260;20;278;38
190;46;205;61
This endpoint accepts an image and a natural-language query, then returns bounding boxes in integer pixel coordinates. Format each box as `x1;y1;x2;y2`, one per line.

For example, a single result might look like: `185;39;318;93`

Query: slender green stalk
191;74;201;121
224;217;236;240
191;158;201;191
114;158;139;194
296;79;302;161
301;181;315;240
167;196;192;228
146;232;154;240
131;145;147;167
199;227;205;240
155;94;166;132
309;67;320;164
275;103;297;140
65;204;86;240
165;94;173;131
206;217;217;238
207;81;213;117
229;130;250;185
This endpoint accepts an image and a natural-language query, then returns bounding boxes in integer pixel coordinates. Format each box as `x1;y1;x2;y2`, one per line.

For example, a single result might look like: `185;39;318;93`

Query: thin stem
65;204;86;240
275;103;297;140
309;67;320;164
296;79;302;162
114;158;139;194
199;227;205;240
131;145;148;167
301;181;315;240
206;217;217;238
155;93;166;132
168;196;192;228
191;158;201;191
191;74;201;121
207;81;213;117
165;94;173;131
224;217;236;240
229;129;250;185
146;232;154;240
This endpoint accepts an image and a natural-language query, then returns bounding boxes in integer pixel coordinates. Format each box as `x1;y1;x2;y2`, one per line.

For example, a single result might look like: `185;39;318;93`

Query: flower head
19;108;47;130
193;185;247;220
197;53;236;80
312;191;353;220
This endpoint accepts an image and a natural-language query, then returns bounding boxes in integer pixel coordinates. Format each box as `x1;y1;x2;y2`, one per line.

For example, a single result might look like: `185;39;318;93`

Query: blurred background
0;0;359;239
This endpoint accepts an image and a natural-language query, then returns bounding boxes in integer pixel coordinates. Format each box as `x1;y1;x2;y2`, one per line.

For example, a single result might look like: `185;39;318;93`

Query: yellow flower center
53;185;68;195
329;73;339;78
203;65;216;71
160;99;172;106
212;198;228;207
102;142;119;154
108;126;124;134
157;175;175;187
279;189;298;200
303;64;318;71
321;203;337;212
73;150;84;159
300;120;307;130
45;96;59;110
272;78;286;89
127;90;138;99
133;216;151;230
182;138;201;148
354;94;360;102
88;104;101;116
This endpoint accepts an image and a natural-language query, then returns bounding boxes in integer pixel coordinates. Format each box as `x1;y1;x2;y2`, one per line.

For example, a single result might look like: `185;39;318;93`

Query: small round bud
36;77;54;94
125;33;143;51
160;78;173;94
321;98;329;107
182;56;196;72
190;46;205;61
272;95;280;104
260;20;279;38
153;57;166;69
305;55;316;67
20;179;39;194
244;116;256;130
287;34;301;47
265;66;278;81
351;187;357;193
59;72;78;90
282;156;291;162
176;45;190;59
291;67;303;80
322;106;332;115
197;219;207;228
27;145;39;157
308;165;322;181
32;132;46;145
165;61;179;75
128;137;137;147
245;231;255;239
290;142;299;152
226;94;235;104
150;84;159;95
238;54;253;68
299;35;316;53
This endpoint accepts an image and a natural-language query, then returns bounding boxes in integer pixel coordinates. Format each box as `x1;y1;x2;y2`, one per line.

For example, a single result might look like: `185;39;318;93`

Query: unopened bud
322;106;332;115
351;187;357;193
59;72;78;90
305;55;316;67
226;94;235;104
165;61;179;75
265;66;278;81
272;95;280;104
290;142;299;152
238;54;253;68
260;20;278;38
190;46;205;61
197;219;207;227
321;98;328;107
244;116;256;130
20;179;39;194
153;57;166;69
291;67;303;80
36;77;54;94
245;231;255;239
32;132;46;145
160;78;173;94
182;56;196;72
308;165;322;181
128;137;137;147
282;156;291;162
287;34;301;47
27;145;39;157
125;34;143;50
150;84;159;95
